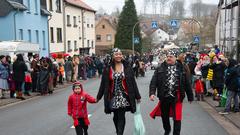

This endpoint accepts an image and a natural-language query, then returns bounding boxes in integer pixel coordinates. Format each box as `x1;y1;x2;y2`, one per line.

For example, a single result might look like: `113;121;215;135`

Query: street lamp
132;21;140;55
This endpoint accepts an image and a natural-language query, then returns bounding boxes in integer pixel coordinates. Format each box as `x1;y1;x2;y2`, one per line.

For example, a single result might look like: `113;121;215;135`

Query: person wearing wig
97;48;141;135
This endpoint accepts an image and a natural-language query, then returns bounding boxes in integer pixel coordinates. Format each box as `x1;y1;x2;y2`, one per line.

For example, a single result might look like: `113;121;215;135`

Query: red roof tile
65;0;95;12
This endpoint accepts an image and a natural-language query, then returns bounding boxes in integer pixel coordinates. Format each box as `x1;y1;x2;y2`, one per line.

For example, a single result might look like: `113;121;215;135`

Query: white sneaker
219;111;229;115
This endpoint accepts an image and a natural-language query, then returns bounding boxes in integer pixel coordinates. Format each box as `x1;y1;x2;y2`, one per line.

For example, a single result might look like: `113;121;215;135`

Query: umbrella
64;53;70;57
51;53;57;58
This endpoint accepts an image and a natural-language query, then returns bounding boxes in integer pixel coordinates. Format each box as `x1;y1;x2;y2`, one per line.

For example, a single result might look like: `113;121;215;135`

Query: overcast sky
83;0;219;14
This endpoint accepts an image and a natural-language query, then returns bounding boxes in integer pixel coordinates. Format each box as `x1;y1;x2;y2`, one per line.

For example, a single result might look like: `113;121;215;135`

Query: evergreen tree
114;0;142;53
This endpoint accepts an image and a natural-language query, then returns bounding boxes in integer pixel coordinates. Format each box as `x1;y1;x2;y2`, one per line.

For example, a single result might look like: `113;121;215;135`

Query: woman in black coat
13;54;27;100
97;48;141;135
212;57;227;101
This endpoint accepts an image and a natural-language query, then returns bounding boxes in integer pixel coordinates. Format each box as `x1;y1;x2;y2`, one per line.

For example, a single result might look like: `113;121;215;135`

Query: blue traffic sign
134;37;140;44
193;36;200;43
151;21;158;29
170;20;178;27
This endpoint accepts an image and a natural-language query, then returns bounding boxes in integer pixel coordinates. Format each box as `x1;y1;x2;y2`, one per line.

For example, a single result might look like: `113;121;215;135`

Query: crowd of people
188;46;240;114
162;45;240;114
0;53;106;100
0;52;151;100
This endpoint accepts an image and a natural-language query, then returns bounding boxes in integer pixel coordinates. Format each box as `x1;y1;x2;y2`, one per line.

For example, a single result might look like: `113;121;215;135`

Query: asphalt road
0;70;230;135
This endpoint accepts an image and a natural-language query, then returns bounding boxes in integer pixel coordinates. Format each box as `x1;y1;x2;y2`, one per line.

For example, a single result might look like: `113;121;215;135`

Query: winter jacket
212;62;226;88
68;91;96;125
201;64;209;79
38;67;50;91
97;61;141;114
225;67;238;92
0;62;9;79
13;61;27;82
149;60;194;102
64;61;73;72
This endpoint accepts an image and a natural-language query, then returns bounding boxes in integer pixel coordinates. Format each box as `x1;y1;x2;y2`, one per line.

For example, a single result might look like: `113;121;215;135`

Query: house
47;0;64;54
0;0;50;57
64;0;96;56
140;22;170;46
95;16;117;55
150;28;170;45
215;0;239;56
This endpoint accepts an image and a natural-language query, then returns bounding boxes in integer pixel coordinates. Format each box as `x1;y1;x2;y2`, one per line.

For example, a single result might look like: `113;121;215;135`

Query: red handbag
195;79;204;94
25;75;32;83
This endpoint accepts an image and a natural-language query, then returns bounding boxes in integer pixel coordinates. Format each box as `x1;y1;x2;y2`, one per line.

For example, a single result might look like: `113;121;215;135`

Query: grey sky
83;0;219;14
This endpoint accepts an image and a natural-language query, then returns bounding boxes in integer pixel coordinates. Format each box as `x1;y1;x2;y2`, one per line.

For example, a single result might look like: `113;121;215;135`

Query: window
42;31;46;50
68;41;72;52
57;28;62;43
73;16;77;27
19;29;23;40
50;27;54;43
102;25;105;29
27;0;31;12
96;35;101;41
87;40;90;47
87;24;90;28
91;24;93;28
56;0;61;12
36;30;39;43
83;16;86;23
49;0;53;11
74;41;78;51
91;41;94;49
28;30;31;42
78;16;81;22
34;0;38;14
79;27;81;39
67;15;71;26
106;34;112;41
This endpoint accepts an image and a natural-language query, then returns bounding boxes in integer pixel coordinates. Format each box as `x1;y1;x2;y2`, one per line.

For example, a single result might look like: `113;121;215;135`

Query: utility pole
237;0;240;61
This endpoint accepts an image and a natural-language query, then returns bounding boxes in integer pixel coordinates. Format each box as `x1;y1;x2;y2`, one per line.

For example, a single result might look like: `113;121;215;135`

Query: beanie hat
72;81;83;90
166;50;178;57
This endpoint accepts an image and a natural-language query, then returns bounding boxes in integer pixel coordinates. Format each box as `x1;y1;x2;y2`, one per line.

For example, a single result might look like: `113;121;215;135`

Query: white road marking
70;114;92;129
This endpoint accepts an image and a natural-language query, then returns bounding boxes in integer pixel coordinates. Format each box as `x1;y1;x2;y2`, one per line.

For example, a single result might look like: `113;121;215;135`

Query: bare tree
158;0;172;15
111;7;120;18
96;6;107;15
190;1;217;19
170;0;185;19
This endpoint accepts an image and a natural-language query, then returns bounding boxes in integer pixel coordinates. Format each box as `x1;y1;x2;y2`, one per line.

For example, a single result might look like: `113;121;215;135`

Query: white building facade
150;28;170;45
215;0;239;56
64;0;95;56
46;0;95;56
47;0;64;54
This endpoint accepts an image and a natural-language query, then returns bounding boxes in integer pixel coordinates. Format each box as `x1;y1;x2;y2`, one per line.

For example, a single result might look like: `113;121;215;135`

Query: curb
204;98;240;129
0;83;72;108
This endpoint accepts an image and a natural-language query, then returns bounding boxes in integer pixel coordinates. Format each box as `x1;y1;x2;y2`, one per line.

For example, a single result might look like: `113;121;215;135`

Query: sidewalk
205;97;240;129
0;83;72;107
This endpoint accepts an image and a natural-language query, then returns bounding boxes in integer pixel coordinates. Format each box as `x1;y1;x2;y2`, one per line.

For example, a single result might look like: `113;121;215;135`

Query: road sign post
134;37;139;44
193;36;200;44
151;21;158;29
170;20;178;28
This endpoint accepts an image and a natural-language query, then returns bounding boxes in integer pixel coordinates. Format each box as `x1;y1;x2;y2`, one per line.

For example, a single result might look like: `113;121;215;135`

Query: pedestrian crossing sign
134;37;140;44
193;36;200;43
151;21;158;29
170;20;178;28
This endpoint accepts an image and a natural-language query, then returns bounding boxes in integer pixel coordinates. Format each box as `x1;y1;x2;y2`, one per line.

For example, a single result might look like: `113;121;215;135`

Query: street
0;70;230;135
